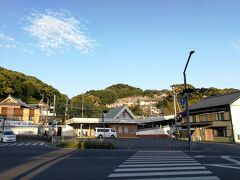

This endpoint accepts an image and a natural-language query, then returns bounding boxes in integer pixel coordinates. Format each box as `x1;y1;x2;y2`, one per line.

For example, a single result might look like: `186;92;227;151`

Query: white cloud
0;33;15;42
24;10;95;54
0;33;17;49
0;33;33;53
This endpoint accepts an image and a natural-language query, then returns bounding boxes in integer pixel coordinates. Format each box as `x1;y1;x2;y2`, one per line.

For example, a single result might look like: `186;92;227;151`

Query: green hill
0;67;67;120
1;67;239;119
71;83;239;118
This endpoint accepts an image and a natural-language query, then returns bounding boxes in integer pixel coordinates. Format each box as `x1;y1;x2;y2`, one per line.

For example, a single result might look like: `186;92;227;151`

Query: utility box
57;127;62;136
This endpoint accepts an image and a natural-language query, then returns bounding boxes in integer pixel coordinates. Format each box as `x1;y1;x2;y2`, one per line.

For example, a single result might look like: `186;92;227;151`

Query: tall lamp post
171;85;178;138
183;50;195;151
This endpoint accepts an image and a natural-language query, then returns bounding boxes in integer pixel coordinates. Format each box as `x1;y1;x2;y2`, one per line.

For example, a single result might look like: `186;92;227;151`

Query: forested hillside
0;67;67;119
70;84;169;117
71;84;239;118
0;67;239;120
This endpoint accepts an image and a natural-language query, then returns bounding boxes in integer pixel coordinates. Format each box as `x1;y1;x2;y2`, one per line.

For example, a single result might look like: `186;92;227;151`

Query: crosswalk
108;150;220;180
0;142;46;147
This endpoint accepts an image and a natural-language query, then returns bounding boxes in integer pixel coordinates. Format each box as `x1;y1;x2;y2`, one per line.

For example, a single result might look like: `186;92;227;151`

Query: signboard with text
0;120;34;127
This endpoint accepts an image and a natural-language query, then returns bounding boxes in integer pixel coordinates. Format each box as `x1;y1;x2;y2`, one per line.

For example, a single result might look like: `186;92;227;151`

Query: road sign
180;97;185;107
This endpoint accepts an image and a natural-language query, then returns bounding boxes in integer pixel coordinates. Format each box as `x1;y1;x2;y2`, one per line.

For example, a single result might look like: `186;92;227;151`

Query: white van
0;130;16;142
95;128;117;138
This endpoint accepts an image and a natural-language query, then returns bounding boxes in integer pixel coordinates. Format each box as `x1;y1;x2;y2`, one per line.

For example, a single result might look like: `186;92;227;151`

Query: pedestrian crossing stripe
124;176;220;180
0;142;46;147
108;151;220;180
120;163;202;167
123;160;198;164
109;170;212;178
114;166;206;172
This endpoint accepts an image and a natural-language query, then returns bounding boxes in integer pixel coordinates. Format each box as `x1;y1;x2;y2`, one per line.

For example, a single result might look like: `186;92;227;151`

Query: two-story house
0;95;40;124
179;91;240;143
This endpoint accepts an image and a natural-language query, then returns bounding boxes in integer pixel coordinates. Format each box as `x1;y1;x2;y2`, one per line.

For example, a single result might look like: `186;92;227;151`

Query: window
96;128;109;132
111;129;116;132
214;128;227;137
190;116;196;123
200;114;207;122
217;112;224;121
3;131;15;135
238;135;240;140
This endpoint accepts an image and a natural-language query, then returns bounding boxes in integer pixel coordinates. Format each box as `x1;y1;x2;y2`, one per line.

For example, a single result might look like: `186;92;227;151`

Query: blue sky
1;0;240;98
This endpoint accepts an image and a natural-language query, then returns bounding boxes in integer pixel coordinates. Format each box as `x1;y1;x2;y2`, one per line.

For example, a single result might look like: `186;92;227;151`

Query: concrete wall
4;126;38;135
136;128;166;135
136;126;174;135
230;98;240;143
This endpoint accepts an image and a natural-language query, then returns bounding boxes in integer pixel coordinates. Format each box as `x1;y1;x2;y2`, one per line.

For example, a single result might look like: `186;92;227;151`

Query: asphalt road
0;139;240;180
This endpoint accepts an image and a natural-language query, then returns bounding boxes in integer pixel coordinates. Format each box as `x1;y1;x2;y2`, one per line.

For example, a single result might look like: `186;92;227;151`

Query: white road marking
24;143;31;146
16;143;24;146
221;155;240;165
126;159;194;162
129;156;193;159
206;164;240;170
8;143;18;146
127;176;220;180
120;163;202;167
124;160;197;164
108;170;212;178
194;155;206;158
108;150;220;179
114;166;206;172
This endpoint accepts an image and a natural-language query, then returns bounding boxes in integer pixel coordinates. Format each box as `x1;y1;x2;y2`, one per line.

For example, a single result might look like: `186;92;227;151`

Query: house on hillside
66;105;138;137
0;95;40;124
178;91;240;143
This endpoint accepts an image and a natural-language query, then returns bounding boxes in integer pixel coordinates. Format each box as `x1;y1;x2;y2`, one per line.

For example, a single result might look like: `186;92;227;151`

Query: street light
183;50;195;151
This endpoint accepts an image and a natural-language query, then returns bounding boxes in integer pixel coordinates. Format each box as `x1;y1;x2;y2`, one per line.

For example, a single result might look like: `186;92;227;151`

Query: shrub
56;140;115;149
56;141;78;148
78;140;115;149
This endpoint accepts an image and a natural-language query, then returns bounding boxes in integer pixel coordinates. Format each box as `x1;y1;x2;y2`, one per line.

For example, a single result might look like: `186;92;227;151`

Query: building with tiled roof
0;95;40;124
179;91;240;143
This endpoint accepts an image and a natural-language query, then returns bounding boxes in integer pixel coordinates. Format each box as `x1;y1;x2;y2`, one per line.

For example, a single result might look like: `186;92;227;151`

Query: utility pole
2;116;6;131
82;96;84;118
53;94;56;117
46;97;49;124
65;98;68;124
40;93;44;124
102;112;105;141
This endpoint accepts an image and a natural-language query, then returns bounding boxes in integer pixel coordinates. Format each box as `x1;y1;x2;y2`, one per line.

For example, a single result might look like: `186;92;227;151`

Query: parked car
0;130;16;142
95;128;117;138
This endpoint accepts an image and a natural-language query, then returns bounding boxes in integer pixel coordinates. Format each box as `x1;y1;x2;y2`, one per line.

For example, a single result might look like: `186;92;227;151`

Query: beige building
179;91;240;143
0;95;40;124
